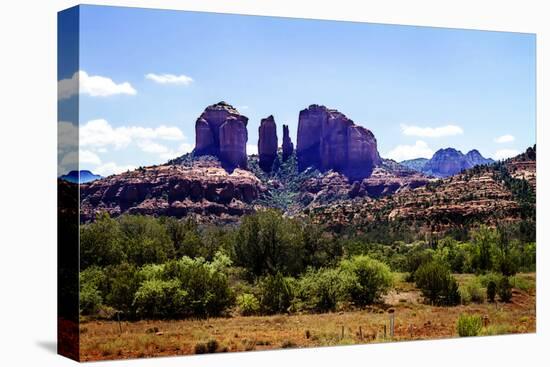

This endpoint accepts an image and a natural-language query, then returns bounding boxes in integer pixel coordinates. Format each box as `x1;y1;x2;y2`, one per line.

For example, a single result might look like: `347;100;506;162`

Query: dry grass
79;273;536;361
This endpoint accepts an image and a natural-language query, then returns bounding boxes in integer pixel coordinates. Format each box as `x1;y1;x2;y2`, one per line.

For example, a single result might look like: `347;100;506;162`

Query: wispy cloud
58;70;136;100
400;124;463;138
385;140;434;161
494;134;515;144
145;73;194;85
494;149;520;160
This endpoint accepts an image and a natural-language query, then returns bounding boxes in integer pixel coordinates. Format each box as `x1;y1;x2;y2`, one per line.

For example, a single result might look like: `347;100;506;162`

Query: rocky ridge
80;157;266;223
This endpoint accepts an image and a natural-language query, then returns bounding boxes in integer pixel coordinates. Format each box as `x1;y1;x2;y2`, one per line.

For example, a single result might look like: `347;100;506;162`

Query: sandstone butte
296;104;381;182
194;101;249;170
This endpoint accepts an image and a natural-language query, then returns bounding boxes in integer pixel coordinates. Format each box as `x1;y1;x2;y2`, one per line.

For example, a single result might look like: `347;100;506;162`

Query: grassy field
79;273;536;361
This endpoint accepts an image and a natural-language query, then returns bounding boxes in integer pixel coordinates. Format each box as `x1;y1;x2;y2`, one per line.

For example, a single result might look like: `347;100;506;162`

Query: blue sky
58;5;535;176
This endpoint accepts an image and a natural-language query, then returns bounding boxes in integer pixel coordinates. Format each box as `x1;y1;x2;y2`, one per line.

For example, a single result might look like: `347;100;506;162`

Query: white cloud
385;140;434;161
494;134;515;144
79;150;102;165
494;149;520;160
246;144;258;155
137;140;169;154
145;73;193;85
158;143;194;160
80;119;185;150
400;124;463;138
94;162;136;177
58;70;137;100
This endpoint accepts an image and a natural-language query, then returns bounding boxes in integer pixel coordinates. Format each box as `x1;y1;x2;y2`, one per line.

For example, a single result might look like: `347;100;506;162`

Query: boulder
282;124;294;161
194;101;248;169
258;115;278;171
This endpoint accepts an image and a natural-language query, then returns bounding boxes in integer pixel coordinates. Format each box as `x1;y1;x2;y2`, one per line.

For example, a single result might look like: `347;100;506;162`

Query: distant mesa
60;170;102;184
194;101;249;170
401;148;494;177
258;115;278;172
296;104;381;181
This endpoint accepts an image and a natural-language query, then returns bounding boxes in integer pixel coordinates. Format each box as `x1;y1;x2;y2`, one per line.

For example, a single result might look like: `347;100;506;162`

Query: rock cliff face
194;102;248;169
296;104;380;181
282;124;294;161
80;158;266;223
258;115;278;172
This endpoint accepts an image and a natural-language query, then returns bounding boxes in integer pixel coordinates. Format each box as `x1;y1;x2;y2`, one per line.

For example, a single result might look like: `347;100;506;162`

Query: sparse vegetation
457;314;483;337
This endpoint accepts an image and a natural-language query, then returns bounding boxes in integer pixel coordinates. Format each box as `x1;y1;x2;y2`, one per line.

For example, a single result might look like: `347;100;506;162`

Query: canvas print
57;5;536;362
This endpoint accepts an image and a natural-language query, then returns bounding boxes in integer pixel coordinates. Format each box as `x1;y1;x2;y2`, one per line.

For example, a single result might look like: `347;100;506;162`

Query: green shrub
80;283;103;315
459;277;485;304
80;213;125;269
259;273;295;314
486;280;497;303
414;260;460;306
162;253;233;317
295;268;355;312
79;266;106;315
340;255;393;306
104;263;141;316
498;277;513;302
133;279;188;318
118;215;175;266
236;293;260;316
457;314;483;337
478;272;503;288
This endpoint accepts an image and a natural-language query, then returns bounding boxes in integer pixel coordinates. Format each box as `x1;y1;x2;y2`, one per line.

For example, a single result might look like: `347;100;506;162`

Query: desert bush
471;225;498;272
234;209;305;276
162;253;233;317
258;273;295;314
457;314;483;337
236;293;260;316
486;280;497;303
478;272;503;288
414;260;460;306
459;277;485;304
118;215;175;266
133;279;188;318
340;255;393;306
80;213;125;269
498;277;513;302
79;266;107;315
295;268;355;312
104;263;141;316
80;282;103;315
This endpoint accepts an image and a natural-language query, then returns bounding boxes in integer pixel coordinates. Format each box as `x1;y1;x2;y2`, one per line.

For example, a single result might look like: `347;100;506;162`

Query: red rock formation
282;124;294;161
80;159;266;222
296;104;380;181
258;115;278;172
194;101;248;169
